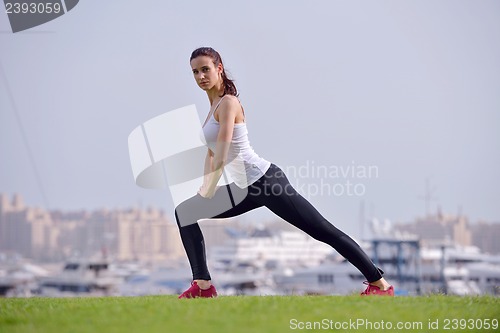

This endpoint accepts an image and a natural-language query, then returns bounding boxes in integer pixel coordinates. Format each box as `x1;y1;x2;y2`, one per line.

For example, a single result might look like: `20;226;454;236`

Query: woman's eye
203;68;209;72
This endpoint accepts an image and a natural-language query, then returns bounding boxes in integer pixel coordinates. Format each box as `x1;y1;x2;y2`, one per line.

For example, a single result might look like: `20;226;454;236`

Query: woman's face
190;56;222;91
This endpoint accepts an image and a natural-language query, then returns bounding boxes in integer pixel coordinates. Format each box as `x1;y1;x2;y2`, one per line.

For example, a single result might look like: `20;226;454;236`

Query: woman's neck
207;81;224;106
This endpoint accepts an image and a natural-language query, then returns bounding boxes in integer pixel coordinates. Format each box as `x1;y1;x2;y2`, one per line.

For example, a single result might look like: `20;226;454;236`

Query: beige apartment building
0;193;185;262
393;211;500;254
393;212;471;247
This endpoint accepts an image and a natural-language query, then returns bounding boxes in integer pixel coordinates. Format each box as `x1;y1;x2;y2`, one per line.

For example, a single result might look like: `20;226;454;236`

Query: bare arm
199;148;213;192
198;97;239;198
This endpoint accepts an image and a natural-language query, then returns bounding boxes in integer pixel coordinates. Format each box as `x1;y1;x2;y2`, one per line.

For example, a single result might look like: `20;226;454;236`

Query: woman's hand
198;184;220;199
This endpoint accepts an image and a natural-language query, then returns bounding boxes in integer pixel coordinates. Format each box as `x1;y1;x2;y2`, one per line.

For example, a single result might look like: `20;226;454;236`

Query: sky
1;0;499;238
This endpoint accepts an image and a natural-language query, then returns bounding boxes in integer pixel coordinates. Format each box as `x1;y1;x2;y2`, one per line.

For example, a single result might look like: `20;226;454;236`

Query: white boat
118;265;191;296
271;243;500;296
210;227;336;268
0;253;49;297
36;258;123;297
272;260;363;295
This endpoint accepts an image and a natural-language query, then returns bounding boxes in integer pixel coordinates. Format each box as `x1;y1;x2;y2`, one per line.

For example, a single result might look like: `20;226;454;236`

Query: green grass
0;295;499;333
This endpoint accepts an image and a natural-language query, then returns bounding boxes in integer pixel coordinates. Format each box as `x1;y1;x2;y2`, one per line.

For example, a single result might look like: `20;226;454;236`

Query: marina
1;223;499;297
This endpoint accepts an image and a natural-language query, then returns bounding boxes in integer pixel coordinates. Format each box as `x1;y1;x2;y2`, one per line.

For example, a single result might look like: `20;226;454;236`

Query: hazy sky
1;0;499;238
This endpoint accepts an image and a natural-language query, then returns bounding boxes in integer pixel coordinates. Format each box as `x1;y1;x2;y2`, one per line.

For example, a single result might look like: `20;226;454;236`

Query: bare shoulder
216;95;240;121
221;95;240;108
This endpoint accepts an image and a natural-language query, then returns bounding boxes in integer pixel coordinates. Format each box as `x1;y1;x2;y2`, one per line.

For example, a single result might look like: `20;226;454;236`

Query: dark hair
190;47;238;97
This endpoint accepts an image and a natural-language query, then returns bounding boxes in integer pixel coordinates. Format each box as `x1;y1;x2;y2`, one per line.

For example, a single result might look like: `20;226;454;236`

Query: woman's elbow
212;157;227;170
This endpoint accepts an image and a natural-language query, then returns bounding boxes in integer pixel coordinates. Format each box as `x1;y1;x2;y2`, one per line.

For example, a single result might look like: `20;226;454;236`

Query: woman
176;46;394;298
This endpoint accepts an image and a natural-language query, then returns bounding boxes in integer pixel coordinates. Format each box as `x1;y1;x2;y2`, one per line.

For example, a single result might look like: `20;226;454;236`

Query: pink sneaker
178;281;218;299
360;281;394;296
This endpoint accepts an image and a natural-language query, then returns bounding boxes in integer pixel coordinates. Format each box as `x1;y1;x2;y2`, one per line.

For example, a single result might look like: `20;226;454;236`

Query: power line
417;177;437;218
0;60;50;209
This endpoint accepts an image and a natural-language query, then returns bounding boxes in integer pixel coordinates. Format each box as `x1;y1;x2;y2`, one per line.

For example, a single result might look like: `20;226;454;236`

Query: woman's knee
307;219;345;243
174;208;182;228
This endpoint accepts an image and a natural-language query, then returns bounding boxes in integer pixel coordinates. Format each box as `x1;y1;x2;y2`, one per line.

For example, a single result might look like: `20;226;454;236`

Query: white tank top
200;96;271;188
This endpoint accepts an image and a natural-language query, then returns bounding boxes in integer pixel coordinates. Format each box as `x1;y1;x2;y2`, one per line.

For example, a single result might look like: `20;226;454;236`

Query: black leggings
174;163;383;283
